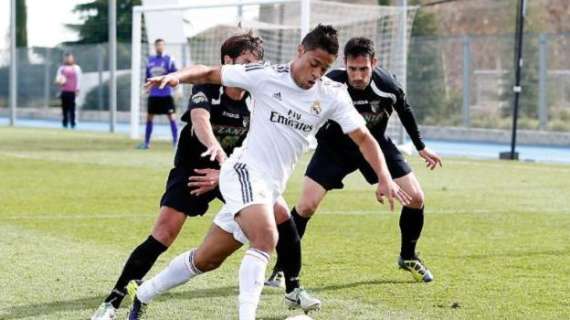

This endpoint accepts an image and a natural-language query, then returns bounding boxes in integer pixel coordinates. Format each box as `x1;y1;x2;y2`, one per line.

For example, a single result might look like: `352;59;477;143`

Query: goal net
130;0;417;140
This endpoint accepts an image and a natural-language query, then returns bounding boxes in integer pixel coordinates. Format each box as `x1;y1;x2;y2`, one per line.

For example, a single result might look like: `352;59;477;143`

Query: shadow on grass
433;249;569;260
1;280;410;319
1;285;275;320
312;279;415;293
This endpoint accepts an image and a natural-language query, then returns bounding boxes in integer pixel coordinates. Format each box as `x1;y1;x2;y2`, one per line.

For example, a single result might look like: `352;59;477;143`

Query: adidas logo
273;92;282;101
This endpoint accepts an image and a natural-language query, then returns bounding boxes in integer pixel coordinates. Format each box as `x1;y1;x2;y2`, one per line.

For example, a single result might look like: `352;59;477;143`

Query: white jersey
221;63;365;192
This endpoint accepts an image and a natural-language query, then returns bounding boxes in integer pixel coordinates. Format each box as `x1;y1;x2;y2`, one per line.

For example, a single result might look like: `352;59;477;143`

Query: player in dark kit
91;33;265;320
266;37;442;290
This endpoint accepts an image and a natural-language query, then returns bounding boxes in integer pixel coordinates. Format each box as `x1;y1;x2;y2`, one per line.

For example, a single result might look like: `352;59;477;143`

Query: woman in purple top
56;53;82;129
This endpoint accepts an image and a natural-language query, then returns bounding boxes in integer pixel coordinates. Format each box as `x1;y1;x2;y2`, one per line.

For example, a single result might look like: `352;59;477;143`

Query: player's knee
274;204;290;225
194;252;224;272
407;189;425;209
296;199;319;217
152;226;178;247
249;228;278;253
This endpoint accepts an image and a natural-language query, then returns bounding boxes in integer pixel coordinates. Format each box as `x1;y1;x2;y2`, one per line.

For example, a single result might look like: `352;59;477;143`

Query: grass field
1;127;569;320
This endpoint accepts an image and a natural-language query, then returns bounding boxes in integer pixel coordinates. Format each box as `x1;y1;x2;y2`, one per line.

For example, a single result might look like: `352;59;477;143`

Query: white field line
1;208;568;221
2;150;570;174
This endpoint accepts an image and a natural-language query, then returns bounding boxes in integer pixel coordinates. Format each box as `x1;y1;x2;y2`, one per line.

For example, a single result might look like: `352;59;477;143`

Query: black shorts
148;96;175;115
306;136;412;191
160;167;223;216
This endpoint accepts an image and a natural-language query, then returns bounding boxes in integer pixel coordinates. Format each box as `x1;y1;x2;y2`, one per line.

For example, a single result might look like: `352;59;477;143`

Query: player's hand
201;143;227;164
144;74;180;91
418;148;443;170
188;168;220;196
376;178;412;211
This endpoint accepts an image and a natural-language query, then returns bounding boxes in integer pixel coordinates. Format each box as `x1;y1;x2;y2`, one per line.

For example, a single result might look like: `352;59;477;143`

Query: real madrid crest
311;100;321;115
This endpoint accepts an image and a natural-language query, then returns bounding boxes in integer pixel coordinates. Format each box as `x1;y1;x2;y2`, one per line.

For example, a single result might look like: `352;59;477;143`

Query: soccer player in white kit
128;25;411;320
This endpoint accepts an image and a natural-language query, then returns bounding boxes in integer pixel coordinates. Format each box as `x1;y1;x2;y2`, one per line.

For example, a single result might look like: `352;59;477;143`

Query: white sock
238;248;270;320
137;249;202;303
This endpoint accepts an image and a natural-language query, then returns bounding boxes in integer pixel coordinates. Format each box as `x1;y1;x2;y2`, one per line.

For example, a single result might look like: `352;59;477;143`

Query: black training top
317;67;425;153
174;84;250;169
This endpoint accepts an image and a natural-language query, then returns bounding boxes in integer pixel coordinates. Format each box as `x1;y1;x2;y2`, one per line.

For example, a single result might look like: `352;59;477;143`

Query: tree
65;0;142;44
405;0;461;126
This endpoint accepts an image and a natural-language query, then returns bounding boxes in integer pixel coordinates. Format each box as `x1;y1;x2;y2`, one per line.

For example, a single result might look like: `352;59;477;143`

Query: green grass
1;127;569;320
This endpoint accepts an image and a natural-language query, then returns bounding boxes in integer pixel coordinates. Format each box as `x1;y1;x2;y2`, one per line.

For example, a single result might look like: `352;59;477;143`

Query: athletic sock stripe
188;249;203;275
234;163;249;203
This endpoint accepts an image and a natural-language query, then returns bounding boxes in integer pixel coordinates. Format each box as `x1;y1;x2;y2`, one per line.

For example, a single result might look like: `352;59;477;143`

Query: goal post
130;0;417;140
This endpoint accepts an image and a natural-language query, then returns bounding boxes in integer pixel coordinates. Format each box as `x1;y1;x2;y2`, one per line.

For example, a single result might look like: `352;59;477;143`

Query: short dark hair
154;38;165;45
301;24;339;56
220;31;264;64
344;37;376;60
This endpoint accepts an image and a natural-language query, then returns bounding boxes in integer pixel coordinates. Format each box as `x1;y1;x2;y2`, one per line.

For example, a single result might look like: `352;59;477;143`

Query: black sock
291;207;311;239
399;206;424;260
276;218;302;293
104;235;168;308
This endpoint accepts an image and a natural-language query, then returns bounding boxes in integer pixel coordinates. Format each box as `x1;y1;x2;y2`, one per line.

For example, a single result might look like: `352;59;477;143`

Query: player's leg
394;172;433;282
166;98;178;146
70;92;76;129
372;136;432;282
144;113;154;149
293;176;328;236
267;145;349;288
93;168;215;319
235;204;278;320
61;93;69;128
271;198;321;312
128;224;242;319
140;97;155;149
91;207;185;320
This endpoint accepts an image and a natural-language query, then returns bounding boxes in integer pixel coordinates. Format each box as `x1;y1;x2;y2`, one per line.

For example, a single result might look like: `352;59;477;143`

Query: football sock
399;206;425;260
169;119;178;146
275;218;302;293
291;207;311;239
144;120;153;147
137;249;202;303
239;248;269;320
105;235;167;308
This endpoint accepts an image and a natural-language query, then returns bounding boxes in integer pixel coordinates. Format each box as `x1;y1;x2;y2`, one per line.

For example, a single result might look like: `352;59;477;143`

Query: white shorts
213;161;281;244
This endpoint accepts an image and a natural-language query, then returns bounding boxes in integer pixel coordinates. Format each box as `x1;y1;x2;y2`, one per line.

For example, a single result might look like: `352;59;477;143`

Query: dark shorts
148;96;175;115
160;167;223;216
306;136;412;191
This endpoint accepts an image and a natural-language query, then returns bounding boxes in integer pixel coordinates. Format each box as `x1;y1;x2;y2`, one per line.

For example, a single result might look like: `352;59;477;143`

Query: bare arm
348;127;411;210
145;65;222;91
190;108;226;163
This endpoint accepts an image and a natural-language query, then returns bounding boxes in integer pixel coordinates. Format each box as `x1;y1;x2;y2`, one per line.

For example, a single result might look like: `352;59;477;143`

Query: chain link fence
406;32;570;146
1;32;569;145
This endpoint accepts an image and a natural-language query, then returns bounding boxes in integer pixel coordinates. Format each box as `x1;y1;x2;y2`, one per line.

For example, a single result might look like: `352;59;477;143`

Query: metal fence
1;32;570;145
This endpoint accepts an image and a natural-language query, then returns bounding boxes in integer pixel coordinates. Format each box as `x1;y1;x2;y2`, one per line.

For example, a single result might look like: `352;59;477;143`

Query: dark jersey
317;67;425;157
174;84;250;169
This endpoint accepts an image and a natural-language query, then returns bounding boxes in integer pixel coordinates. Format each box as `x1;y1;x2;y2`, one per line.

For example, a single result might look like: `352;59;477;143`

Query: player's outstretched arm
144;65;222;91
348;127;412;210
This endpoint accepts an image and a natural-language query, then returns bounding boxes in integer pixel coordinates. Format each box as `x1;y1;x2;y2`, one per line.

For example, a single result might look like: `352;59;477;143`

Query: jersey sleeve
221;63;266;92
374;68;425;150
393;90;425;151
181;85;215;122
329;88;366;134
145;57;151;80
188;85;214;112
